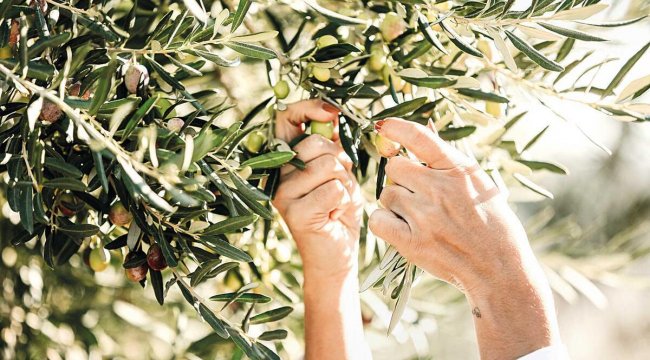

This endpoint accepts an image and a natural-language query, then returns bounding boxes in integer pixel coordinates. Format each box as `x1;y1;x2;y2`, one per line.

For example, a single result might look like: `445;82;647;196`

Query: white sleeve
517;345;570;360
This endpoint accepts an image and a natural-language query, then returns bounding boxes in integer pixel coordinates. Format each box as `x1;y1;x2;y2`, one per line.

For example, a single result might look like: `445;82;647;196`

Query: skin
273;99;370;360
274;101;560;360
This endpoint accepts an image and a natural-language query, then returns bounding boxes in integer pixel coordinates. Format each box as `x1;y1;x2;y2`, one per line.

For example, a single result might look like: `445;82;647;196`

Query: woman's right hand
369;118;561;360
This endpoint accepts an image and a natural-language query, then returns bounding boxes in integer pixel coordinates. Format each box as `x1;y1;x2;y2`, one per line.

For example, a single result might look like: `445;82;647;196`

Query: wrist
464;255;561;359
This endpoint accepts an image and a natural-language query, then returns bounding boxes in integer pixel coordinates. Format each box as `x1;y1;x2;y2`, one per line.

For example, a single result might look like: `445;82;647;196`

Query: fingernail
374;120;385;132
322;102;340;114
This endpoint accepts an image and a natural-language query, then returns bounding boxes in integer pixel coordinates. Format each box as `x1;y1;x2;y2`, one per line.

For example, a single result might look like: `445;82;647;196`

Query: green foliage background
1;0;650;359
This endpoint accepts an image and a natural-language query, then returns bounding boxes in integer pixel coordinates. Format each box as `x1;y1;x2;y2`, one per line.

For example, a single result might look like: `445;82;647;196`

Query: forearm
303;267;371;360
465;250;561;360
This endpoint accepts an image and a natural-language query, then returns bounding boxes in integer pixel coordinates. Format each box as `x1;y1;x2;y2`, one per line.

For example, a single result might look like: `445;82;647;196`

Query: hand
369;118;561;360
273;99;362;280
273;100;369;360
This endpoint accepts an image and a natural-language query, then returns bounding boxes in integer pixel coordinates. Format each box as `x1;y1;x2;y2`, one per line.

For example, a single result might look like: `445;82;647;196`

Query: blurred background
2;0;650;359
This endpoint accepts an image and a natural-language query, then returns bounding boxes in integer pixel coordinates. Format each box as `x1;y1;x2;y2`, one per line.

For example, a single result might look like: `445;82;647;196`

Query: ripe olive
124;252;148;282
57;193;79;217
147;243;167;271
124;64;149;94
39;100;63;123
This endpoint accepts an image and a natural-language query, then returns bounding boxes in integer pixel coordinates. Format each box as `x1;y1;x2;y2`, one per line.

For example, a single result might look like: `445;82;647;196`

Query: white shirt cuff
517;344;570;360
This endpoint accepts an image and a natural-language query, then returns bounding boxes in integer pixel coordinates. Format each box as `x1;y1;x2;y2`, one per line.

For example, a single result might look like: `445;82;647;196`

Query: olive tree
1;0;649;358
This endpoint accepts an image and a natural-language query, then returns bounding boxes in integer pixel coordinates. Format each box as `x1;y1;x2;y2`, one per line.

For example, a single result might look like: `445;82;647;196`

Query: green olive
89;248;110;272
109;201;133;227
375;134;401;157
380;12;406;42
273;80;290;99
310;121;334;140
316;35;338;48
244;130;267;154
312;67;331;82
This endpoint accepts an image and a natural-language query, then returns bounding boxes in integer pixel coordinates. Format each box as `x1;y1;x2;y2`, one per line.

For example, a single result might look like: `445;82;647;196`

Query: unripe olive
485;102;502;117
0;47;11;60
402;82;413;95
109;201;133;227
89;248;110;272
375;134;401;157
312;67;331;82
124;252;148;282
310;121;334;140
167;117;185;133
147;243;167;271
124;64;149;94
380;12;406;42
273;80;290;99
244;130;267;154
39;100;63;123
368;51;386;73
316;35;338;48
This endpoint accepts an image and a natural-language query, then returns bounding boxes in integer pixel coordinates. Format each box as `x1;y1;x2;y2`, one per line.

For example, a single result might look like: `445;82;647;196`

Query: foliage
1;0;649;358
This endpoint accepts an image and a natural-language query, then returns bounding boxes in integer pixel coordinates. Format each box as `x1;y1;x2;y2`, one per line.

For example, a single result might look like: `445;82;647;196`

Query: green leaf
146;57;186;91
577;16;647;27
241;152;296;169
417;13;447;55
28;32;72;58
230;171;269;201
57;223;99;240
154;228;178;268
210;292;272;303
440;21;483;58
312;43;360;61
539;23;606;42
513;173;554;199
188;49;241;67
18;183;34;235
250;306;293;325
231;0;252;32
202;215;259;236
505;30;564;72
522;125;549;152
372;97;428;120
89;60;118;115
602;42;650;98
439;126;477;141
517;160;568;175
191;261;239;287
304;0;366;25
123;96;159;139
457;89;509;103
92;151;109;193
44;157;83;179
226;42;276;60
43;178;87;191
199;304;229;339
401;76;456;89
203;236;253;262
258;330;288;341
151;270;164;305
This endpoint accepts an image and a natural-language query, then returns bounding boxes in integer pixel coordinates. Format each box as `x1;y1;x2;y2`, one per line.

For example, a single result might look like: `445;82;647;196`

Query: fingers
283;99;340;125
379;185;417;222
283;135;352;175
385;156;429;192
277;154;353;200
376;117;470;170
289;179;349;220
368;209;411;253
275;99;340;142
